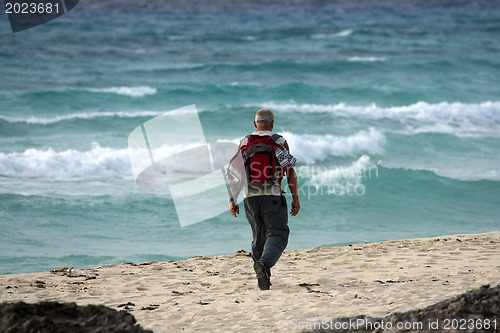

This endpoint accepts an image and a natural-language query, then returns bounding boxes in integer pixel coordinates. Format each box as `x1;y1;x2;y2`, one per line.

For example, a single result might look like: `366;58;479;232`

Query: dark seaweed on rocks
311;285;499;333
0;301;153;333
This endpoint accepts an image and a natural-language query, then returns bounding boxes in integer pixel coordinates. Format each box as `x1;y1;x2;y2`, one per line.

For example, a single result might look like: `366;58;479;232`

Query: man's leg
244;197;266;263
259;196;289;270
245;196;275;290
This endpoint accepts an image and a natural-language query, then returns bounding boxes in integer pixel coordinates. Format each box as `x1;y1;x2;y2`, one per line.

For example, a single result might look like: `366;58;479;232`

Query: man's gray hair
255;109;274;122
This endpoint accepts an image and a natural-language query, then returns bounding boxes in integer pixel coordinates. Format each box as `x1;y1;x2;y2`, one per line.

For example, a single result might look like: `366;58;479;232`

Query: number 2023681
5;2;60;14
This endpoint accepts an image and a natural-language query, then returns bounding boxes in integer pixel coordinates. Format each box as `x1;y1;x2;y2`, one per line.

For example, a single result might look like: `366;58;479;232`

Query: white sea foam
0;129;383;178
0;143;132;178
220;129;385;162
242;36;257;41
281;128;386;162
1;134;497;182
168;35;190;41
87;86;157;98
312;29;354;39
383;159;500;182
0;110;193;125
219;129;385;163
347;56;386;62
307;155;379;186
261;101;500;136
0;141;222;179
227;81;262;87
0;111;162;125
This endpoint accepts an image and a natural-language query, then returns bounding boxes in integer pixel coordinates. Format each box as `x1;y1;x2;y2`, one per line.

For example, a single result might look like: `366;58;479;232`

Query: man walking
228;109;300;290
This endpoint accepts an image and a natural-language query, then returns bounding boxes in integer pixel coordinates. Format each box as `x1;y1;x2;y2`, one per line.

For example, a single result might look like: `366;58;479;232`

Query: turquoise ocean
1;0;499;274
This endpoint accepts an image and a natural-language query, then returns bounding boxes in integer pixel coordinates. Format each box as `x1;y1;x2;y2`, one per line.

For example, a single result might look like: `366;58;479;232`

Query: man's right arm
284;141;300;216
228;141;243;218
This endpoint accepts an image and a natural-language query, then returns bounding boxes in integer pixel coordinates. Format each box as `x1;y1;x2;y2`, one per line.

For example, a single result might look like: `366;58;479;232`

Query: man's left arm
284;141;300;216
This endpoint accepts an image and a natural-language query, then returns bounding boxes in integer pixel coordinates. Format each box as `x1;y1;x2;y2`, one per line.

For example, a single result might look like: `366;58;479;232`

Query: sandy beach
1;232;498;332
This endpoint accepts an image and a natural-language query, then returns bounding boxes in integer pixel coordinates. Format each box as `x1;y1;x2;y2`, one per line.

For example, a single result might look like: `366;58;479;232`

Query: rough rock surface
0;301;153;333
314;284;499;333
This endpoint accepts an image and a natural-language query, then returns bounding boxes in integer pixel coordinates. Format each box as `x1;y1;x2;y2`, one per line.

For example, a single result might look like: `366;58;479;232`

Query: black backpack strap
246;142;273;157
271;133;282;143
270;134;286;183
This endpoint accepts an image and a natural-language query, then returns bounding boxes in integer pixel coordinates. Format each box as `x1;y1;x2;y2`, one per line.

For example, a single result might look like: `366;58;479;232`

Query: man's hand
229;201;239;218
290;196;300;216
